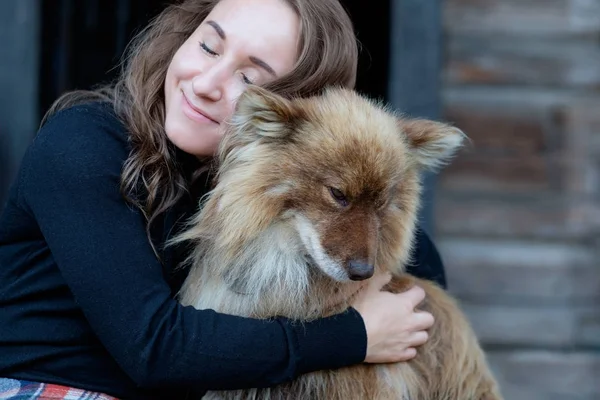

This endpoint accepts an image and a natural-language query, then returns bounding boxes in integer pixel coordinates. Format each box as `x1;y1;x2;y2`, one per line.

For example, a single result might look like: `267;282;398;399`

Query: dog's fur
173;86;503;400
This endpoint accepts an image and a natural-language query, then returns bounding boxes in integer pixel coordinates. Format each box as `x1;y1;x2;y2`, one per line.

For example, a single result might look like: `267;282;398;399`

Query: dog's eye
328;187;349;207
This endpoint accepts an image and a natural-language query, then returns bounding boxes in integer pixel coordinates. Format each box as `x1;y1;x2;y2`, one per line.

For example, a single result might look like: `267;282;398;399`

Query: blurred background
0;0;599;399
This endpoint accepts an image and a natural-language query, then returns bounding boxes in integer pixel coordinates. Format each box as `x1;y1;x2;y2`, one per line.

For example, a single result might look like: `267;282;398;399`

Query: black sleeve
19;105;367;391
406;227;447;289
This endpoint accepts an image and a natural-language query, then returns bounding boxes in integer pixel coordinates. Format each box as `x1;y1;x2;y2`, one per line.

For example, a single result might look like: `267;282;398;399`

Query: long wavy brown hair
42;0;359;247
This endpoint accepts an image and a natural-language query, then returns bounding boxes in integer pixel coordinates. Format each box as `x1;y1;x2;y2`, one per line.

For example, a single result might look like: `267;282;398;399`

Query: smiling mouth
181;90;219;124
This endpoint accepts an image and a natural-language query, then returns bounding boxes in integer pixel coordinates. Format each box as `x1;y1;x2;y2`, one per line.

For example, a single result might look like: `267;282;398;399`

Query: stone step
461;301;600;348
486;350;600;400
434;196;596;239
437;238;600;301
440;88;600;198
444;35;600;88
444;0;600;36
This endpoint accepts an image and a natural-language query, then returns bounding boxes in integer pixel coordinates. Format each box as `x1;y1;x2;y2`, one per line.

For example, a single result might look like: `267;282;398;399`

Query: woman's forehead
202;0;300;74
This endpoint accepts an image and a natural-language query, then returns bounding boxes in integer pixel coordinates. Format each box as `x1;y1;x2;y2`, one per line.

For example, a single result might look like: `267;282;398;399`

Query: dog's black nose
347;260;374;281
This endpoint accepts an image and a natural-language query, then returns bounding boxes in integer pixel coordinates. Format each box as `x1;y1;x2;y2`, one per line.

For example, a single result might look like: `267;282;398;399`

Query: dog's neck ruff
225;255;314;296
182;220;362;320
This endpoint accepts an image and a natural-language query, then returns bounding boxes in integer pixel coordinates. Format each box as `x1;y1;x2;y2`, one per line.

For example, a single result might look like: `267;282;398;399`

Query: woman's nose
191;64;228;102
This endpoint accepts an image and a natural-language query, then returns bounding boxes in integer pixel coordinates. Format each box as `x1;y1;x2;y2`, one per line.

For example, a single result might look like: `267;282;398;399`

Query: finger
409;330;429;347
412;310;435;331
367;272;392;292
401;284;426;307
395;347;417;362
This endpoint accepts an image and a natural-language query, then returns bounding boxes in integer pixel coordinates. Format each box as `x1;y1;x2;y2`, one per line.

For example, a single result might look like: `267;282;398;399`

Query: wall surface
438;1;600;399
0;0;39;206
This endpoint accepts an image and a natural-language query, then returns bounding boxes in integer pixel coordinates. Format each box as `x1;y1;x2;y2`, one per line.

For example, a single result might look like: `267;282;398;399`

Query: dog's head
212;86;465;282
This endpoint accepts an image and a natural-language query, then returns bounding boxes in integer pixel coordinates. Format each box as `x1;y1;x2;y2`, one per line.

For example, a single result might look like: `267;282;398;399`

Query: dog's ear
398;118;466;171
231;85;304;139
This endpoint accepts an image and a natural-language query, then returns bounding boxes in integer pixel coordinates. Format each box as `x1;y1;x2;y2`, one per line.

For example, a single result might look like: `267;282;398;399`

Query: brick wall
438;1;600;399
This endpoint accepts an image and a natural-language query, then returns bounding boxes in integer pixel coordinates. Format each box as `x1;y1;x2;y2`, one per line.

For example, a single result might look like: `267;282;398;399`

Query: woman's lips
181;91;219;124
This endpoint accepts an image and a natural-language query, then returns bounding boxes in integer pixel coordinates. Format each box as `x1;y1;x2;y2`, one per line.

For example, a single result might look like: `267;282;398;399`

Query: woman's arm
406;227;447;289
18;104;366;392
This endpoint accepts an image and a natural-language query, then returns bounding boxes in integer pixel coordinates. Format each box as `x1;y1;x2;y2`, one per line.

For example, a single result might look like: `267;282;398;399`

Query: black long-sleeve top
0;102;446;399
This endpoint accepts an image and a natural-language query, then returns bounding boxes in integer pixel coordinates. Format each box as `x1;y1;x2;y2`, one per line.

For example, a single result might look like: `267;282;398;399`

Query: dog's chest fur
178;221;364;321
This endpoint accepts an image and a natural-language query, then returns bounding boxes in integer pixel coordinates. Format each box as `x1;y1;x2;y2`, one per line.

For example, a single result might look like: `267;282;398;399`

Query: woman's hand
352;273;434;363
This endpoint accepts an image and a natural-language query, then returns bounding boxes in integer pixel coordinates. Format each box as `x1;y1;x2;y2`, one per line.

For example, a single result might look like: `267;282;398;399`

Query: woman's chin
165;123;221;157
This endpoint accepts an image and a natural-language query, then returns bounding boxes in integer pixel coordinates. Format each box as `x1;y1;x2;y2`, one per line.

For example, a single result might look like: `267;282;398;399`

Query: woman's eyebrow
206;20;277;77
249;56;277;77
206;20;226;39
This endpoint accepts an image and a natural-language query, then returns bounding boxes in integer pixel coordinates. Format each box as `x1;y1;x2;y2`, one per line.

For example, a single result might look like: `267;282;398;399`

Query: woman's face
164;0;300;156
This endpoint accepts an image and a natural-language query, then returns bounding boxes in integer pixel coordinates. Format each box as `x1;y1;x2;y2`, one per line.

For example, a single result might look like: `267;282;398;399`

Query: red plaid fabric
0;378;119;400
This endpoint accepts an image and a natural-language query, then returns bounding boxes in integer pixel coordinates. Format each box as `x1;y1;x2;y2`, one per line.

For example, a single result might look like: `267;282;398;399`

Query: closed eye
241;73;254;85
199;42;254;84
199;41;218;56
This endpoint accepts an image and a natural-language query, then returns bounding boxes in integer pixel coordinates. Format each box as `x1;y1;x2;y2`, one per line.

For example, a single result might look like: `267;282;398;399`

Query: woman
0;0;444;399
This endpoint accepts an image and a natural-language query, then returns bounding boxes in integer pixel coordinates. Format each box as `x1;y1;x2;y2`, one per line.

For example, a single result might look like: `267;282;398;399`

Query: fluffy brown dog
174;86;503;400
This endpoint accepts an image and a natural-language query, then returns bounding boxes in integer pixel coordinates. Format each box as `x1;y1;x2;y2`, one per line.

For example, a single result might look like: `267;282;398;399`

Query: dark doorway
39;0;392;115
